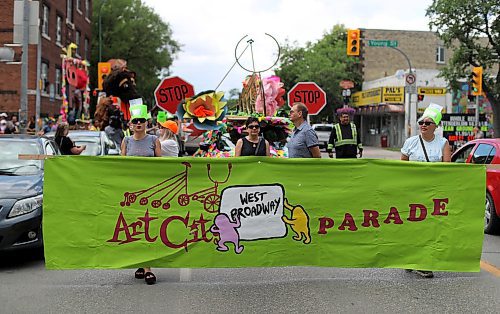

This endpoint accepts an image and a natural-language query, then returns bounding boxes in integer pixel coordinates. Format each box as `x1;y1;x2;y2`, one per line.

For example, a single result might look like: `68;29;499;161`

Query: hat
0;112;7;118
159;120;178;134
129;98;149;120
157;111;175;123
418;103;443;125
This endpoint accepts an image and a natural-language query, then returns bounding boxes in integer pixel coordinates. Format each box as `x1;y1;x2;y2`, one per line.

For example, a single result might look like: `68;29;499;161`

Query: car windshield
70;137;102;156
0;140;42;176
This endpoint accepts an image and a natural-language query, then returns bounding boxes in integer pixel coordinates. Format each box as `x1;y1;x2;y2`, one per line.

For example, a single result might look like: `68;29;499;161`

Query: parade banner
43;157;485;271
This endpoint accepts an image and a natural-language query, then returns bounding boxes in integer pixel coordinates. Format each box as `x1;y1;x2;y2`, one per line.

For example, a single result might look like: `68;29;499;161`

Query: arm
309;145;322;158
265;140;270;157
154;138;162;157
327;128;336;157
70;145;86;155
442;141;451;162
235;139;243;157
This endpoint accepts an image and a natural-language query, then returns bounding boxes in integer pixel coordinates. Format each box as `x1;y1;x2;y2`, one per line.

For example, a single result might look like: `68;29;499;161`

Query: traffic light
470;66;483;96
347;29;360;56
97;62;111;90
417;94;425;102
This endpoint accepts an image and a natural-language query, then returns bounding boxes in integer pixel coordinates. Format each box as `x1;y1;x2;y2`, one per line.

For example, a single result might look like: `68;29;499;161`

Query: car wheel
484;192;500;234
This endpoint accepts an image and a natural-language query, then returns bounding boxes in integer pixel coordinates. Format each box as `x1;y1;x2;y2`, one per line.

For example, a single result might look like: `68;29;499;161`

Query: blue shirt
287;121;319;158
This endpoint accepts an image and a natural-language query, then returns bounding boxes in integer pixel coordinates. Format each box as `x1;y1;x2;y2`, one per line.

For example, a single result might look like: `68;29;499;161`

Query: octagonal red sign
154;76;195;114
287;82;327;115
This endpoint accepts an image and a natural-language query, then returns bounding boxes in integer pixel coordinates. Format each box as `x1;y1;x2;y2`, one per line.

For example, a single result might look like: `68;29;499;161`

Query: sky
143;0;434;96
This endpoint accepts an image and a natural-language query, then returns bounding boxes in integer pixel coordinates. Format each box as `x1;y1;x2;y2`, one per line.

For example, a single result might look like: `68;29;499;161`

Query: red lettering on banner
318;217;335;234
407;204;427;221
338;213;358;231
159;214;190;250
108;210;159;244
361;210;380;228
384;207;403;224
432;198;449;216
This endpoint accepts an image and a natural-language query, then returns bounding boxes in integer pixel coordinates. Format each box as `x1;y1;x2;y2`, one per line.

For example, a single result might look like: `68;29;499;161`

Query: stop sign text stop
287;82;327;115
154;76;195;114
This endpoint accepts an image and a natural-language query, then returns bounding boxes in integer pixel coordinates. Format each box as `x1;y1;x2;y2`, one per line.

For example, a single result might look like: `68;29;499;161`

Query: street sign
405;85;417;94
367;40;398;48
287;82;327;115
154;76;195;114
405;73;416;85
418;87;447;96
339;80;354;89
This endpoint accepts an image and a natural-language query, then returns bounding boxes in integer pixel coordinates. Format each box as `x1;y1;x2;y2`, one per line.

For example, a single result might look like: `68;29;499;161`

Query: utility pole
20;0;30;133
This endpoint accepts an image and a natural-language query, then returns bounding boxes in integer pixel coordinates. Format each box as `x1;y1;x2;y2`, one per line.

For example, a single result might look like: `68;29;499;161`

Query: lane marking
480;260;500;277
179;268;191;282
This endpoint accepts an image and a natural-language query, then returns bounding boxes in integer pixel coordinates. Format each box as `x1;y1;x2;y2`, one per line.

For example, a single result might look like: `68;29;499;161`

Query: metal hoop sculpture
234;33;281;74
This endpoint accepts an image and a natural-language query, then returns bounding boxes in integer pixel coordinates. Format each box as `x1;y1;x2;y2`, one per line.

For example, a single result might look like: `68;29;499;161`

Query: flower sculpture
255;75;286;116
177;90;227;130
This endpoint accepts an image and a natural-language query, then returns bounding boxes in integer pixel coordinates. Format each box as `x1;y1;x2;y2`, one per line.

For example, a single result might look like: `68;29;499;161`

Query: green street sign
368;40;398;48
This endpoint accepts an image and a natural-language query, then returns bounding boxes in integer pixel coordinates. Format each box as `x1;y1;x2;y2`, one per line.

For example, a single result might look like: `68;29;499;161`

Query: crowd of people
0;112;20;134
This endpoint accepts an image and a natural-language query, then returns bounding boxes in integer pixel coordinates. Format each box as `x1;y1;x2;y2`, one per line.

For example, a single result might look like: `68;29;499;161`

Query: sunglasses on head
247;125;260;129
131;118;146;124
418;121;435;126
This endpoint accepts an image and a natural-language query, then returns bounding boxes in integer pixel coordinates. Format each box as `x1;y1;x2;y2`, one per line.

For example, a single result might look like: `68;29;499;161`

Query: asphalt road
1;147;498;313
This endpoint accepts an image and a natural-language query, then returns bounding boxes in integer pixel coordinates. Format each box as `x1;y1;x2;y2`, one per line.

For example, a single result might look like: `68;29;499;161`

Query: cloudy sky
143;0;433;95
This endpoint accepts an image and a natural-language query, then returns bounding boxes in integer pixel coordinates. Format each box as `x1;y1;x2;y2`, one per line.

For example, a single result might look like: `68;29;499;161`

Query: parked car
451;139;500;234
312;124;333;150
47;130;119;156
0;135;60;251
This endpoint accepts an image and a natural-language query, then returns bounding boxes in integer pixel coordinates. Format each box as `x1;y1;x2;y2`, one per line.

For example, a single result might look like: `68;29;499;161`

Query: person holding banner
120;101;161;284
235;117;270;157
400;103;451;278
287;102;321;158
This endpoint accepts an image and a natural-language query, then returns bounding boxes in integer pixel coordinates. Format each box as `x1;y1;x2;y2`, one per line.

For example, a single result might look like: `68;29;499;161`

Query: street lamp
98;0;109;62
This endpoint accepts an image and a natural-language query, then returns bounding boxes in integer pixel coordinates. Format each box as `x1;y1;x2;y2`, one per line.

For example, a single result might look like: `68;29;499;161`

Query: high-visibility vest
333;123;361;147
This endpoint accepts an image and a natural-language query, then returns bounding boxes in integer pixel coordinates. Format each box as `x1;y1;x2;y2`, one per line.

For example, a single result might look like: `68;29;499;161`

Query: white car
312;124;333;150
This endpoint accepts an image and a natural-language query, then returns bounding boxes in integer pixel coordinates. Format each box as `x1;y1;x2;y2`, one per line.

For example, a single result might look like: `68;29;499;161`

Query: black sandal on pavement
145;272;156;285
135;268;145;279
413;270;434;278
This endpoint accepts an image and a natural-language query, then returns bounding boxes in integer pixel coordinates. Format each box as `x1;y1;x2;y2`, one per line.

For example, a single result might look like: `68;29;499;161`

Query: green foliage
274;25;362;122
90;0;180;107
427;0;500;136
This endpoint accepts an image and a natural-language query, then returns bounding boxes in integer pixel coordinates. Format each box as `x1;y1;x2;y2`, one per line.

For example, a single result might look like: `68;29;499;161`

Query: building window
84;37;89;60
67;0;73;23
55;67;62;96
75;30;80;56
436;46;445;64
76;0;81;13
42;5;49;36
56;15;62;44
85;0;91;19
41;62;50;94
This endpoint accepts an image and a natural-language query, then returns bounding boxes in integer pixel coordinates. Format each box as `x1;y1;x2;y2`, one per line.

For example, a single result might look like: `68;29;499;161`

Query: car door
451;143;476;163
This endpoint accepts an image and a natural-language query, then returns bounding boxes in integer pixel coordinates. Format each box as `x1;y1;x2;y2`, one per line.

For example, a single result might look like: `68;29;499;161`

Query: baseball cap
159;120;178;134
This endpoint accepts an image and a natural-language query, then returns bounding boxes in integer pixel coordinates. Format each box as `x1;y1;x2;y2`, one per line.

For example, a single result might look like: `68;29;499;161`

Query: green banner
43;157;485;271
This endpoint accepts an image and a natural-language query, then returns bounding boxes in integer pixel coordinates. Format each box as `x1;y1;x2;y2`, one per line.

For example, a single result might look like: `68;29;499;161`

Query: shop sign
417;87;447;96
382;87;404;103
352;88;382;107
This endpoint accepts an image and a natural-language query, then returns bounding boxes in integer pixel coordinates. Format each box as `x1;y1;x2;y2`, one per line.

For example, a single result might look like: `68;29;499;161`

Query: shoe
413;270;434;278
134;268;145;279
145;272;156;285
404;269;413;273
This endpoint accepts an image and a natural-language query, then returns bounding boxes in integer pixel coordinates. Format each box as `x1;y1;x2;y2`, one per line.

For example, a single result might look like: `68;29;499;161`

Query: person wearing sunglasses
400;104;451;278
235;117;270;157
120;102;161;285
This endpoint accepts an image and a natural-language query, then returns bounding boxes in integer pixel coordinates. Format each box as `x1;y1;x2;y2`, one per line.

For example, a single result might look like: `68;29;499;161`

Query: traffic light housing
470;66;483;96
97;62;111;90
417;94;425;102
347;29;360;56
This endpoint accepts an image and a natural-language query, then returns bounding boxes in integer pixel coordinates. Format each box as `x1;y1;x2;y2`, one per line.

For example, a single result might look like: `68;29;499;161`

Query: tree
91;0;180;108
274;25;362;122
427;0;500;136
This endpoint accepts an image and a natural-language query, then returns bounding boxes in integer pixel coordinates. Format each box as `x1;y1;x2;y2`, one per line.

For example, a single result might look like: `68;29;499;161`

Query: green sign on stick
368;40;398;47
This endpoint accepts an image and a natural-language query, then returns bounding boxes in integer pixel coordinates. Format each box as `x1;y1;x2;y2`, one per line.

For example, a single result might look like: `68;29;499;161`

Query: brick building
0;0;92;119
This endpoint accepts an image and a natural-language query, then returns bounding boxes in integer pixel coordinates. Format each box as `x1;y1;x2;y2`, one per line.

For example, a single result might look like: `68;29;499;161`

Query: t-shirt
287;122;319;158
55;136;76;155
160;139;179;157
124;134;157;157
401;135;447;162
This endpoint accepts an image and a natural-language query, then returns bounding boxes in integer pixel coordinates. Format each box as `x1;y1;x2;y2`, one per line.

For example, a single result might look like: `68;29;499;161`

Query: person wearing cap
400;103;451;278
120;100;161;285
157;111;179;157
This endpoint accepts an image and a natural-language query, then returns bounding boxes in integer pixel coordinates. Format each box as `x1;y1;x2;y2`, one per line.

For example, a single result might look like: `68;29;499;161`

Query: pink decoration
255;76;286;116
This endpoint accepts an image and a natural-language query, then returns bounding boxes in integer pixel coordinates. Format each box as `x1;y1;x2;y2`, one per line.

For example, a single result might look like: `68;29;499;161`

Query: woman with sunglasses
235;117;270;157
400;104;451;278
120;104;161;285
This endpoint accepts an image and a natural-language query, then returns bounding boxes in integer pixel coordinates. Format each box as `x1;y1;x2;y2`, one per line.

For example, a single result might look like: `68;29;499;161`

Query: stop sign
287;82;327;115
154;76;195;114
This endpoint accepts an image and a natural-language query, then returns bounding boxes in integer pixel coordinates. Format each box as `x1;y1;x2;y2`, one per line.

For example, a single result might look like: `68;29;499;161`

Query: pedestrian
327;110;363;158
104;114;125;148
473;126;484;139
235;117;270;156
158;119;179;157
0;118;7;134
54;122;86;155
120;102;161;285
400;103;451;278
287;102;321;158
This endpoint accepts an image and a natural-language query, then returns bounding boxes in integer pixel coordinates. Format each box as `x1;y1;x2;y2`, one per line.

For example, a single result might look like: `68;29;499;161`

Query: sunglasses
247;125;260;129
418;121;435;126
131;118;146;124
